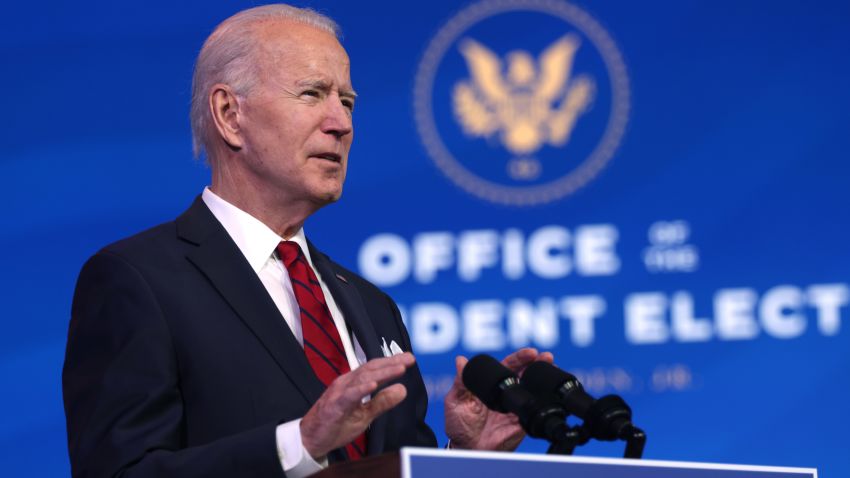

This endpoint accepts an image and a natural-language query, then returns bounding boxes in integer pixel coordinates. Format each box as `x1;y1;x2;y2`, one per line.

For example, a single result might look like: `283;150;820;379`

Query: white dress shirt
202;187;366;477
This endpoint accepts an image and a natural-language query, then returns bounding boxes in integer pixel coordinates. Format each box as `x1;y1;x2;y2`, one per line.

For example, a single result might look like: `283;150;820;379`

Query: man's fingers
340;367;402;398
455;355;468;373
333;353;415;403
453;355;468;384
300;355;416;459
354;353;414;378
537;351;554;364
364;383;407;418
341;380;380;402
501;347;539;371
446;355;469;396
502;348;555;376
354;356;412;383
362;352;415;369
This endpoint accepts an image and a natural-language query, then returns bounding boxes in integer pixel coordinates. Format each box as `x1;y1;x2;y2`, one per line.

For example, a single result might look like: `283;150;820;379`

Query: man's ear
209;84;244;150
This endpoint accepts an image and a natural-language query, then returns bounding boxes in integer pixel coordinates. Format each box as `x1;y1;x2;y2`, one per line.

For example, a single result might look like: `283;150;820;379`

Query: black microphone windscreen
523;361;594;418
523;361;577;395
462;354;515;411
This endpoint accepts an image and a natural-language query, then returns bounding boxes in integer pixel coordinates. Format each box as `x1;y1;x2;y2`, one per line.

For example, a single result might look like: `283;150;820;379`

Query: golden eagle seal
413;0;630;205
453;34;596;155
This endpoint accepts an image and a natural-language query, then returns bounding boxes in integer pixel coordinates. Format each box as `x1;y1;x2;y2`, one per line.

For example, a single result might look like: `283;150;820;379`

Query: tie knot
276;241;303;268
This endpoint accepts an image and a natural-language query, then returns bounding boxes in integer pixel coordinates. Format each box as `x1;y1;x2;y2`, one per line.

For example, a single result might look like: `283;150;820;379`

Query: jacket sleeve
63;251;286;478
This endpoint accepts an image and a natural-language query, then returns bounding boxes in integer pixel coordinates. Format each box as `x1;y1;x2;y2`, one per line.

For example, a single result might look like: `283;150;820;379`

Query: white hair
190;4;340;159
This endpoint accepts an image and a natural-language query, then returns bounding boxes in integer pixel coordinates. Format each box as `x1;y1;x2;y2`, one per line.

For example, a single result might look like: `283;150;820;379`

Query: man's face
237;21;355;207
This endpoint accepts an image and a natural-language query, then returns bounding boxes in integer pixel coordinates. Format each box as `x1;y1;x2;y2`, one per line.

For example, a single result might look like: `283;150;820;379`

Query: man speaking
62;4;551;478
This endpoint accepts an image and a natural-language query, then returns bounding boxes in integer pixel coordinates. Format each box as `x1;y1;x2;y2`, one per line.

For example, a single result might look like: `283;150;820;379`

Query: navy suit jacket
62;197;437;477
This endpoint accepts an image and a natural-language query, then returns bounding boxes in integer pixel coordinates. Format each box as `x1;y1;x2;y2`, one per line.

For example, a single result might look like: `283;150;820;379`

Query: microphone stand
621;425;646;459
542;420;645;458
545;422;588;456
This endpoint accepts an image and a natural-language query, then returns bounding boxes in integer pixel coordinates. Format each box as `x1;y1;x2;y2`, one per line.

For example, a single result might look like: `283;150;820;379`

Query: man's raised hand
444;348;554;451
300;352;415;459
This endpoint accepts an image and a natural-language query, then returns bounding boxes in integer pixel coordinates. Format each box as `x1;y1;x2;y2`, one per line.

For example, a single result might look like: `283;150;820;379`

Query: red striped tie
277;241;367;460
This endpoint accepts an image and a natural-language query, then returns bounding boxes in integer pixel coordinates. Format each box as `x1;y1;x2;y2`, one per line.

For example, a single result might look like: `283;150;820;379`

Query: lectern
312;448;817;478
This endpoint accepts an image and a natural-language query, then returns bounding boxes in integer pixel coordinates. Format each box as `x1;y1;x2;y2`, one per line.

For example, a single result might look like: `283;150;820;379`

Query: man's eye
302;90;320;98
342;99;355;111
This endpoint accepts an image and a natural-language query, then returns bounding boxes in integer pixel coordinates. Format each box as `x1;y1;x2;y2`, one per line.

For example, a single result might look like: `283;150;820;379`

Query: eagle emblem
452;34;596;156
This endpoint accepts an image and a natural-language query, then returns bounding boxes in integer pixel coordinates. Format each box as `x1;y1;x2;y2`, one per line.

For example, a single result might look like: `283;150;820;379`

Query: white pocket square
381;337;404;357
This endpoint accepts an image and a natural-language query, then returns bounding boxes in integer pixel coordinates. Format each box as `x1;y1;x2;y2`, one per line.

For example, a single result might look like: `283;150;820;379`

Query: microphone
522;361;646;457
461;354;570;443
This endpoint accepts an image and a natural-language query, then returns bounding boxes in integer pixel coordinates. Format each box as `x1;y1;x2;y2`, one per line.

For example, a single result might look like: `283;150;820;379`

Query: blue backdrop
2;0;848;476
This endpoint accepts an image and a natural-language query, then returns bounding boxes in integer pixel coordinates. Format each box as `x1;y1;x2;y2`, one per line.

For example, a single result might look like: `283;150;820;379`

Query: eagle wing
536;33;581;103
457;38;510;103
548;74;595;145
453;82;499;136
453;38;509;137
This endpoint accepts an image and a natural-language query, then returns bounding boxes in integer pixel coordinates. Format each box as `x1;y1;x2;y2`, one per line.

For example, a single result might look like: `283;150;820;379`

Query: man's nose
321;97;353;138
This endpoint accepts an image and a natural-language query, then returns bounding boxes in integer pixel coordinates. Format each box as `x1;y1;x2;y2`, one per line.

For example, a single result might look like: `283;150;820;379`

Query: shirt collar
201;187;315;273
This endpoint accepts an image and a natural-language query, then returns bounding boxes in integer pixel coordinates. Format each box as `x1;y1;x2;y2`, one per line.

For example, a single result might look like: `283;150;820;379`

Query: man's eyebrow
296;78;330;89
296;78;357;99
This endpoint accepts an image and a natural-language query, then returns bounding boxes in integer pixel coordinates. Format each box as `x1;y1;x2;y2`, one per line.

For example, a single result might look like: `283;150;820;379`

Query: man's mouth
313;153;342;163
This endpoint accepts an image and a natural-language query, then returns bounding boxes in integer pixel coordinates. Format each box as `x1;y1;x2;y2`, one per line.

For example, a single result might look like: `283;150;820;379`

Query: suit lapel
176;197;325;405
308;240;389;455
308;241;382;362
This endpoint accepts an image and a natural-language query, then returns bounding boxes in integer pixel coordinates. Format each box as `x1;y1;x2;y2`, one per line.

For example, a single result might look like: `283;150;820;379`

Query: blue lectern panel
402;449;817;478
